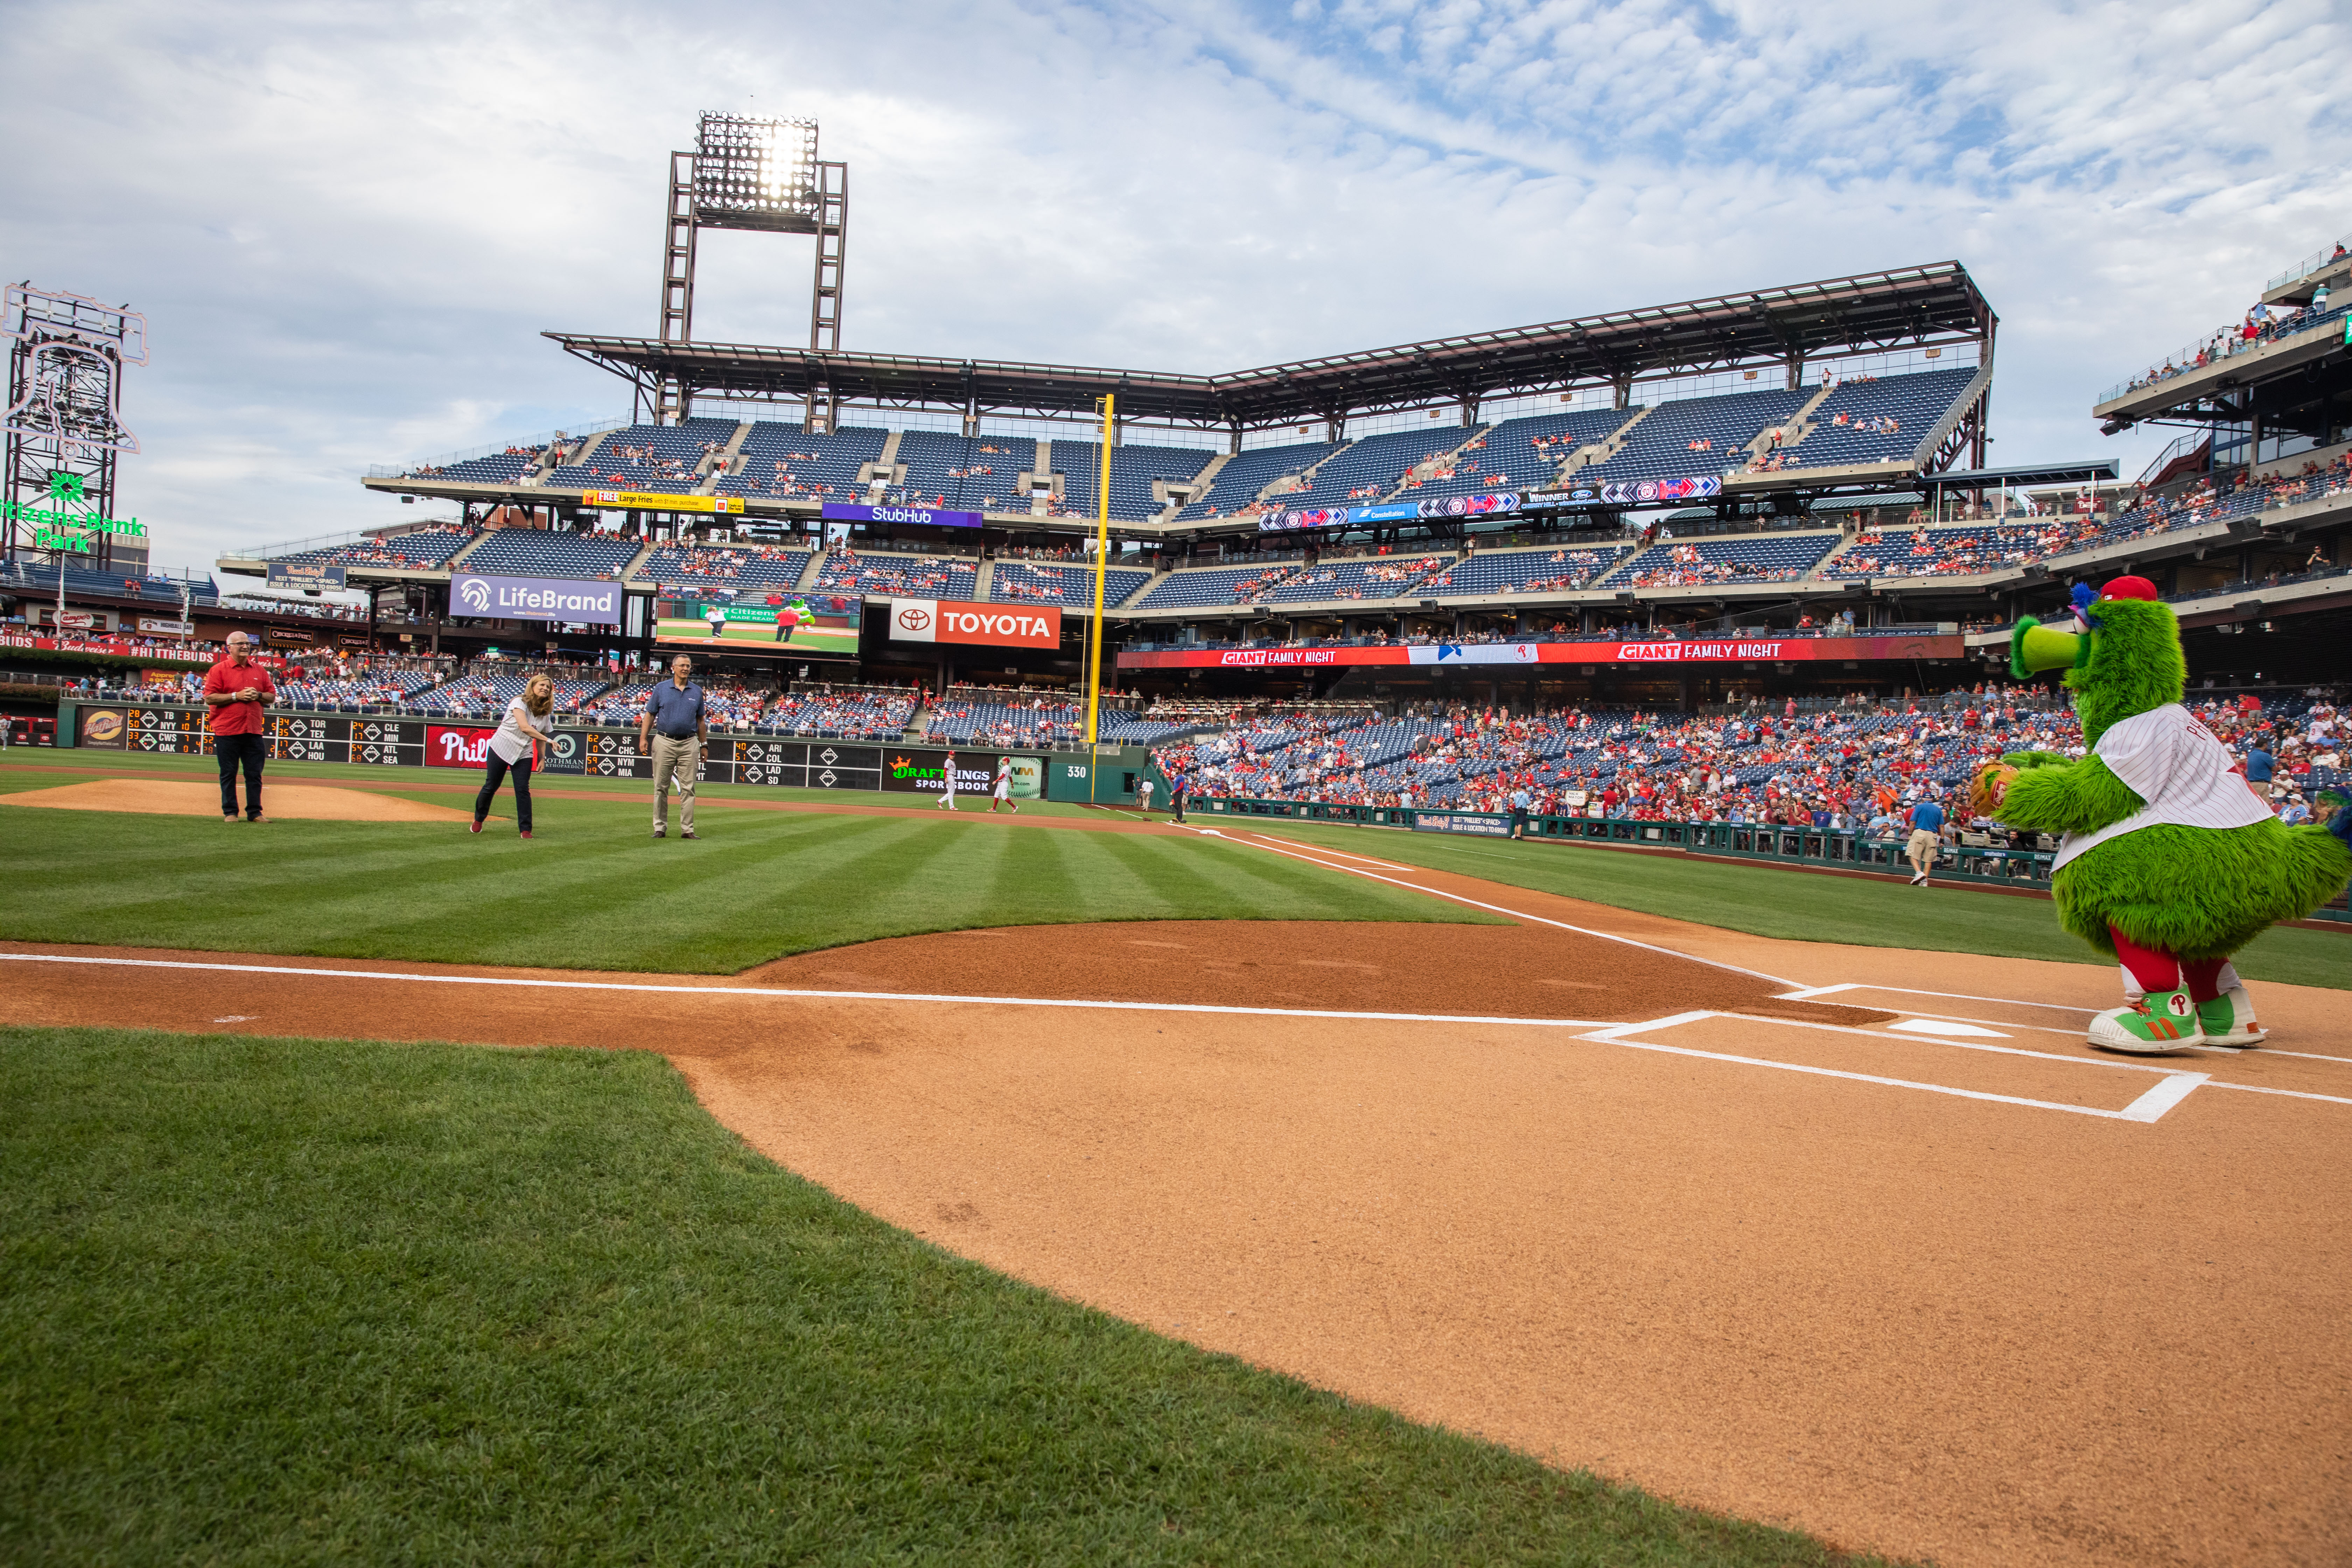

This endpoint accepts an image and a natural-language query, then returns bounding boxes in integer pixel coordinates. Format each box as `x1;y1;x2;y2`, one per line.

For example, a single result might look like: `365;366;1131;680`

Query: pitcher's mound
1;779;472;822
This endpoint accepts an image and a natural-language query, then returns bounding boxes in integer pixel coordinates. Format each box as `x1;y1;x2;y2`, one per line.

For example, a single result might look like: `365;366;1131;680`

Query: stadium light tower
3;284;146;574
652;112;847;430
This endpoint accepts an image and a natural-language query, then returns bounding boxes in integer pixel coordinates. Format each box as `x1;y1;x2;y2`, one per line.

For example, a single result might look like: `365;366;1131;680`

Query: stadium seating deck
1176;440;1339;520
986;560;1154;607
809;549;978;600
1422;545;1633;597
714;424;888;503
1258;554;1455;603
893;430;1029;514
1396;408;1636;505
1604;532;1841;587
1766;369;1976;472
1302;426;1490;507
1048;441;1218;522
460;531;642;579
1581;387;1810;484
635;545;812;594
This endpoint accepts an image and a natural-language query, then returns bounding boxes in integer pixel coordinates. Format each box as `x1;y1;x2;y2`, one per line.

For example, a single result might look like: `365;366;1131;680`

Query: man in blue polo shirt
1906;794;1946;886
639;654;708;840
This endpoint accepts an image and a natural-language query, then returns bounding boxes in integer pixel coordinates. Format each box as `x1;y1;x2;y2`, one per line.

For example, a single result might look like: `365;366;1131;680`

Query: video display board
654;593;862;657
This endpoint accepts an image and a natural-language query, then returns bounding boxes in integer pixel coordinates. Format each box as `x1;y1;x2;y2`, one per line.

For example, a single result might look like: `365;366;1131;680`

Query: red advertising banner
1117;634;1964;671
426;724;499;768
886;598;1060;649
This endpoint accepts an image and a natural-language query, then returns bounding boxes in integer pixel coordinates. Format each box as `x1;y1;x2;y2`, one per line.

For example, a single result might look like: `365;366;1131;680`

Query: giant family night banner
1117;634;1963;670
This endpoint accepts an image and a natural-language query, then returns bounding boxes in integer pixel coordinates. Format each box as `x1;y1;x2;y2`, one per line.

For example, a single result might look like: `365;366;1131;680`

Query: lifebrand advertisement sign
449;573;624;624
1118;635;1963;670
884;598;1061;649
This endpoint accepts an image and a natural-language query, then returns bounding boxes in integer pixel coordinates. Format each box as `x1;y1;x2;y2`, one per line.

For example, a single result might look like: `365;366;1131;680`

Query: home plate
1885;1018;2012;1040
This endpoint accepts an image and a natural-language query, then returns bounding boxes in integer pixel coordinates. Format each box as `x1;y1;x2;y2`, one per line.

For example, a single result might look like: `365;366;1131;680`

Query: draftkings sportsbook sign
883;598;1060;649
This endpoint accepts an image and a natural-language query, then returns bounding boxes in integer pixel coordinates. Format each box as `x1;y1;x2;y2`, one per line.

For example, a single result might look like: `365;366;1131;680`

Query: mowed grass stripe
1246;818;2351;990
0;1024;1899;1567
0;806;1485;974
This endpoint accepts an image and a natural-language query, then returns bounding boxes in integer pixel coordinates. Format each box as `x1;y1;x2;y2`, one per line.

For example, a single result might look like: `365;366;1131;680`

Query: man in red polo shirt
204;631;276;821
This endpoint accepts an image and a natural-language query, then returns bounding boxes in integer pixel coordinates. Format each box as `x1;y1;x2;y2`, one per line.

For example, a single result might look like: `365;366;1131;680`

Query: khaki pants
651;734;700;832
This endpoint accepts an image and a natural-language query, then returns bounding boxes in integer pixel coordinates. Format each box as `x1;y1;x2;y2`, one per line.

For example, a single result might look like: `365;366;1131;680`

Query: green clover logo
47;473;85;504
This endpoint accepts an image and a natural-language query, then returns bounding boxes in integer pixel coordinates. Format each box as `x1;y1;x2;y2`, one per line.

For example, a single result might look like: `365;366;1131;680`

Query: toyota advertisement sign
884;598;1060;649
449;573;623;625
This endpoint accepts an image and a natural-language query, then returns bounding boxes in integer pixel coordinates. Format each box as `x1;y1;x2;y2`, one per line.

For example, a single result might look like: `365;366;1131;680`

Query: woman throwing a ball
473;672;559;839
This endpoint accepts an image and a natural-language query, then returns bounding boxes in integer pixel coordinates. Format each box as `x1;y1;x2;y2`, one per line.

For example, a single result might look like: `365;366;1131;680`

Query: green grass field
0;752;1488;971
1242;818;2352;991
0;1025;1899;1567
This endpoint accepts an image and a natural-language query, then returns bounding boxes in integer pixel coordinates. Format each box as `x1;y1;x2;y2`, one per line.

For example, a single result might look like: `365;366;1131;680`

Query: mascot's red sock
2109;924;2227;1003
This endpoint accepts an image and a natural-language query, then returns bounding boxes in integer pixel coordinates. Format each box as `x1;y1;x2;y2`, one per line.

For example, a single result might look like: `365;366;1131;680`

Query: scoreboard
99;707;429;765
581;735;886;789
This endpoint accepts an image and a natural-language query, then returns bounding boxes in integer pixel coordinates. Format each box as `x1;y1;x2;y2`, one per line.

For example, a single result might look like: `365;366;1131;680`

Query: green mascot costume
1995;575;2352;1053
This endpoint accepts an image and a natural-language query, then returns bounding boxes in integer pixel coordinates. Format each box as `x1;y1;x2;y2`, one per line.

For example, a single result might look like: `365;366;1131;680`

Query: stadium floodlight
650;114;848;427
693;114;821;233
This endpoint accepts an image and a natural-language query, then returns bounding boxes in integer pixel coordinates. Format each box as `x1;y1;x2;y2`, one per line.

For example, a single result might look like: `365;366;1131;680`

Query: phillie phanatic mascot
1987;575;2351;1052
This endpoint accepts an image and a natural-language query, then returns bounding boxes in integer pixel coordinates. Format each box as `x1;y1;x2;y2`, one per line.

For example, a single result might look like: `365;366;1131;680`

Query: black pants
215;732;266;819
475;752;533;831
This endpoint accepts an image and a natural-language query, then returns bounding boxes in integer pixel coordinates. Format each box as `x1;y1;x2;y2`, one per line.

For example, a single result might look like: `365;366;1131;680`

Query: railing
1188;799;2350;921
365;417;629;480
2266;235;2352;293
2100;302;2352;406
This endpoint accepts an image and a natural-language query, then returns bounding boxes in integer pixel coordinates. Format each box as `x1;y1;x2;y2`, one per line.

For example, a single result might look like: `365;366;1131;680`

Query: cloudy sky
4;0;2346;576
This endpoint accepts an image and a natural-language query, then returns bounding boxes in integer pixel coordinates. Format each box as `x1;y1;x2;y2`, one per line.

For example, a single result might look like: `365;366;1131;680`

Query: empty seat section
894;431;1028;513
988;561;1153;606
1261;554;1454;603
1583;387;1809;483
1778;369;1976;470
1399;408;1636;504
1;560;222;605
1176;440;1338;520
714;423;888;502
1050;442;1218;521
272;526;477;570
546;419;737;493
1300;427;1488;507
1821;524;2036;578
461;531;642;578
636;545;812;592
808;550;979;598
1423;545;1631;596
1132;563;1304;608
1605;533;1840;587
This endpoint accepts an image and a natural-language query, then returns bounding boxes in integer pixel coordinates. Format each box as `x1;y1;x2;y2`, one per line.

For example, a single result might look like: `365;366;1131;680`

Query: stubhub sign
450;573;624;624
885;598;1061;649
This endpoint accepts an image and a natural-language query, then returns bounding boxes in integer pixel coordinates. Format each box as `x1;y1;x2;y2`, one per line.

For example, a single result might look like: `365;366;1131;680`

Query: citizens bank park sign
884;598;1061;649
1118;635;1962;670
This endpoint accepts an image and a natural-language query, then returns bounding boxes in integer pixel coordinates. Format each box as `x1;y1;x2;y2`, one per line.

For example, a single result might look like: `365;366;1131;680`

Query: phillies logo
438;730;490;764
895;606;932;632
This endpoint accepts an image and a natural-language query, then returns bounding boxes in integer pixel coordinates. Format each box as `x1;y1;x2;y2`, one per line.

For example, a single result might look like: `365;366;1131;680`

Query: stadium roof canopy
1923;460;2119;489
548;261;1994;432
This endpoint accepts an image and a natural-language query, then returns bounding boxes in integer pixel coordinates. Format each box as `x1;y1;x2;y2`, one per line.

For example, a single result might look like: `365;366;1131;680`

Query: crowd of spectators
1151;687;2341;836
1624;544;1806;588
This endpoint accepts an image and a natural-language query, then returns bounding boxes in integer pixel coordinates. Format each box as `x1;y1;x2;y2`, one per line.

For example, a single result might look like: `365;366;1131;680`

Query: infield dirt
4;849;2347;1568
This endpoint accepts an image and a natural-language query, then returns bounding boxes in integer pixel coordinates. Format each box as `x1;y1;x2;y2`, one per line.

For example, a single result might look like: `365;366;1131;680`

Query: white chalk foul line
1198;826;1802;990
0;951;1609;1031
1582;1011;2208;1123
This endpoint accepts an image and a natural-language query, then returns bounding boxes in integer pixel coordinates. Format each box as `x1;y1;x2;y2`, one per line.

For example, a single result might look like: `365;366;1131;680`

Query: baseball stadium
6;105;2352;1568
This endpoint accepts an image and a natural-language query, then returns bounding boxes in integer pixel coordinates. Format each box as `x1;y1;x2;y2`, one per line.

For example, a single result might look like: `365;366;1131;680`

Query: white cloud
0;0;2344;574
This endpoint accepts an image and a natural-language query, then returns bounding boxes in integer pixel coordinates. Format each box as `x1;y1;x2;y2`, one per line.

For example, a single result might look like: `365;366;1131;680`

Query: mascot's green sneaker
2088;988;2204;1052
2195;985;2267;1047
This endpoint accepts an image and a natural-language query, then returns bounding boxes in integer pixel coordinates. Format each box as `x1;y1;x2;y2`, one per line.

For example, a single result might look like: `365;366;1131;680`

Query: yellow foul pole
1083;394;1114;799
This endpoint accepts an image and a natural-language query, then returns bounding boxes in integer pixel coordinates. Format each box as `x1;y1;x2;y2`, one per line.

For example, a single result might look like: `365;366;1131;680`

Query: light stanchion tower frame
3;284;146;574
1082;392;1114;801
649;113;848;429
